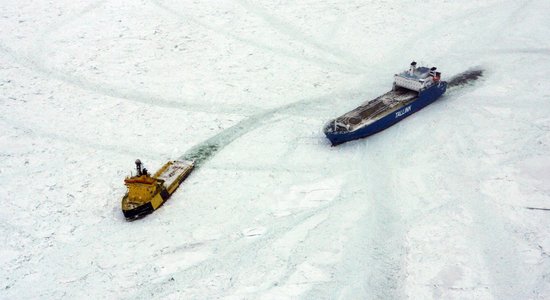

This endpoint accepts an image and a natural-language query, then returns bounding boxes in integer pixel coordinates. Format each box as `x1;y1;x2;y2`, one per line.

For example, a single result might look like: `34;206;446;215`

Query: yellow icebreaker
122;159;194;220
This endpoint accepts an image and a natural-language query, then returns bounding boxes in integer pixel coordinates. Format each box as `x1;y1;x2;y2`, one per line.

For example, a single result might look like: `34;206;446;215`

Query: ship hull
122;200;154;220
324;82;447;146
122;189;170;220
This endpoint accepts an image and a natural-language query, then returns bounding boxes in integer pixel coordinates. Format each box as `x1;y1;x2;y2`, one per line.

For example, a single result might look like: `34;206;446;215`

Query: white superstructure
394;62;440;92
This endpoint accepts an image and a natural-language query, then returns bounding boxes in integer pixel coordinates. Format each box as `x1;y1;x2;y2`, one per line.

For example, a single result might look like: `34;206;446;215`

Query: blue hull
324;82;447;146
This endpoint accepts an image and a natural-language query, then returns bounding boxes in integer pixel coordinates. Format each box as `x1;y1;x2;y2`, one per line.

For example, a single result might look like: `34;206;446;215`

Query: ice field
1;0;550;298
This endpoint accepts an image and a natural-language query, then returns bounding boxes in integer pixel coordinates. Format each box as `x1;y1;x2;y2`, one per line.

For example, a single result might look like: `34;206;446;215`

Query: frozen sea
1;0;549;299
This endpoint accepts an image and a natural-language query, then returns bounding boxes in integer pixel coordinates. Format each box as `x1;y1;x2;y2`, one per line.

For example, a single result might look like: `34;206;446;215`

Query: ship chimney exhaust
429;67;437;78
409;61;417;75
135;159;143;176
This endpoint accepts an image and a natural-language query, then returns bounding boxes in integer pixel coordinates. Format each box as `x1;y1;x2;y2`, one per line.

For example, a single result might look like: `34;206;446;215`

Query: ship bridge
394;62;440;92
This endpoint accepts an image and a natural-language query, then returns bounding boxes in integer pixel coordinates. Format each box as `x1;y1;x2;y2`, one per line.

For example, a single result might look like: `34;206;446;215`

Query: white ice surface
1;0;550;299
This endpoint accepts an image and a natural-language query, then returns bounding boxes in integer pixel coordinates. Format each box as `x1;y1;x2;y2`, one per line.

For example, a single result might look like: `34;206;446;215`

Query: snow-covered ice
1;0;549;298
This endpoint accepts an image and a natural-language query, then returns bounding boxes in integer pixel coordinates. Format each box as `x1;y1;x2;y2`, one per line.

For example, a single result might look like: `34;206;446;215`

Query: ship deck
330;87;417;132
156;161;194;190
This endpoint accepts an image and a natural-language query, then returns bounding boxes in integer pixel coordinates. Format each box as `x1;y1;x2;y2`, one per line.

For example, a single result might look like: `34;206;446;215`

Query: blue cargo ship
324;62;448;146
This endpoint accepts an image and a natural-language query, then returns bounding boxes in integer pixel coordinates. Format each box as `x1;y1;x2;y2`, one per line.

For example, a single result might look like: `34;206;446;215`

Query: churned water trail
447;68;484;88
180;68;485;167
